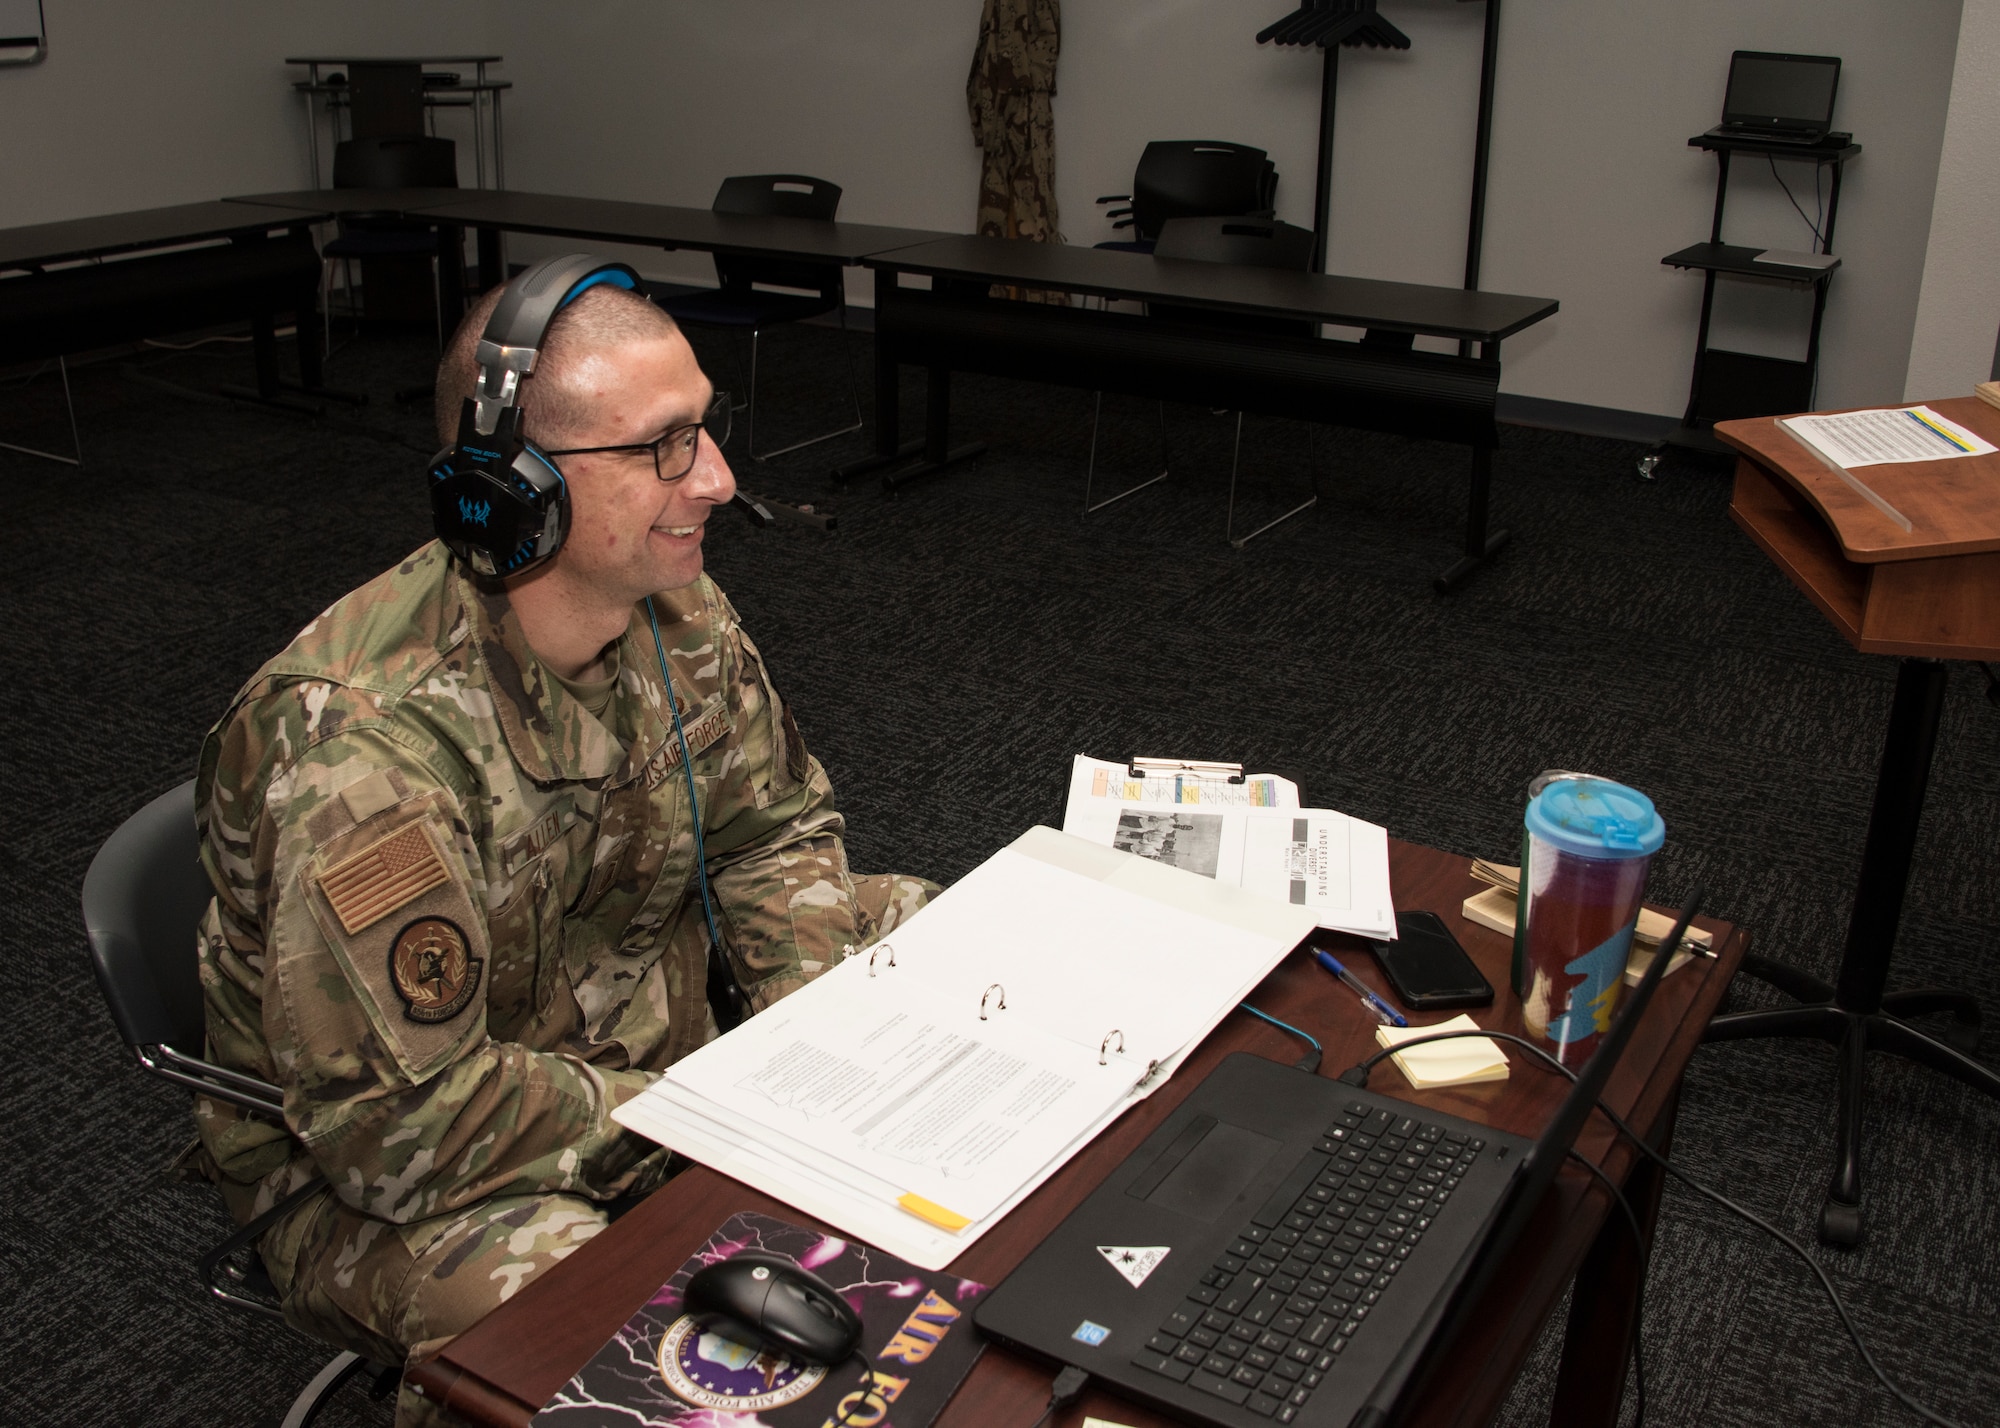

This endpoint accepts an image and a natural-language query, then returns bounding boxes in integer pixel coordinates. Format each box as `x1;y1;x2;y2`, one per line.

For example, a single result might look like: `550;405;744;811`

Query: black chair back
711;174;843;302
1150;217;1315;339
1130;141;1277;244
345;61;425;141
82;780;209;1055
332;135;459;190
1154;216;1314;271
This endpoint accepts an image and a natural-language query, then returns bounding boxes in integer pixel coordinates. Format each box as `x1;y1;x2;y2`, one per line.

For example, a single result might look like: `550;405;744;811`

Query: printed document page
1062;755;1393;937
1780;406;1996;467
871;846;1295;1066
1238;810;1394;940
660;966;1130;1226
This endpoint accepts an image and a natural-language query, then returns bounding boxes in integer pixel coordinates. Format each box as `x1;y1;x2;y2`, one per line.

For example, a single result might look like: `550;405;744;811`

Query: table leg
880;364;985;494
830;323;920;483
1547;1089;1677;1427
1434;439;1511;592
436;223;468;339
477;224;505;292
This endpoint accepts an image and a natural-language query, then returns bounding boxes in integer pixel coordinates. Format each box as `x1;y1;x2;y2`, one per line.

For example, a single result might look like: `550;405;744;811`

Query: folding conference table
219;189;1559;587
856;238;1559;590
0;201;336;433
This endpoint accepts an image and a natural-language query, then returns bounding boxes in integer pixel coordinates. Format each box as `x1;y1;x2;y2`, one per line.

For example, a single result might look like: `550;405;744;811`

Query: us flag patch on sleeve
316;823;451;934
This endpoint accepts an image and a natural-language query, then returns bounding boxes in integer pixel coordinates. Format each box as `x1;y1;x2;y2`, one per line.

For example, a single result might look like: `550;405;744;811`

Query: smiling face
543;329;736;604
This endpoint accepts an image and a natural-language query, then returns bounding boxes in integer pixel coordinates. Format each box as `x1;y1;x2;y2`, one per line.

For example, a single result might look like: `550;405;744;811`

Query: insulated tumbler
1512;773;1664;1065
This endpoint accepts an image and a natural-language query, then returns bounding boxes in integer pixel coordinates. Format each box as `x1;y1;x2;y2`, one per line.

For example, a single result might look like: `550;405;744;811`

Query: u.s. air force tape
388;917;483;1024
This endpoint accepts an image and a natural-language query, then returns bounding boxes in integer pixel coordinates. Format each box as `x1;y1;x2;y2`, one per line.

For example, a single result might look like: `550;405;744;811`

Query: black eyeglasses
544;391;733;483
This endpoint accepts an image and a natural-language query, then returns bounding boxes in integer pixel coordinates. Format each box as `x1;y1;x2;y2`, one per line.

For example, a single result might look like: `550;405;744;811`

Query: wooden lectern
1709;396;2000;1247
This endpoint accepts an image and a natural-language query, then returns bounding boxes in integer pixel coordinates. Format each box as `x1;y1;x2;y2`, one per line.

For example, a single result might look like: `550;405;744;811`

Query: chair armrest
135;1043;286;1119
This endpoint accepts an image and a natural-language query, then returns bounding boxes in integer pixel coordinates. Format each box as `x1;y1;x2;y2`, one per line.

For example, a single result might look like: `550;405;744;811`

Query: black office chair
322;135;460;351
81;781;395;1428
1095;140;1278;254
659;175;862;461
1151;216;1321;547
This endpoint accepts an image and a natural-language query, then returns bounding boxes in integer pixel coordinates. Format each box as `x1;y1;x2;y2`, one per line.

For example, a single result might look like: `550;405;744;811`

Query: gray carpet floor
0;319;1994;1427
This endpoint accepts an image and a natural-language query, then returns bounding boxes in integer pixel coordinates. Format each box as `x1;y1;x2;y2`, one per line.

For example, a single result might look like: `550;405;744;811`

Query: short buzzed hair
434;280;681;448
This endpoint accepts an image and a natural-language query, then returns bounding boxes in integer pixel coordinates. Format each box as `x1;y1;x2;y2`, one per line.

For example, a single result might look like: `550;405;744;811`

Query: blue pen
1314;950;1408;1028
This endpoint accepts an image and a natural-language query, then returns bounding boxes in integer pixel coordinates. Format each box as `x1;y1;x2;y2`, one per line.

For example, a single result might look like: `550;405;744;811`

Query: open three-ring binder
613;825;1321;1269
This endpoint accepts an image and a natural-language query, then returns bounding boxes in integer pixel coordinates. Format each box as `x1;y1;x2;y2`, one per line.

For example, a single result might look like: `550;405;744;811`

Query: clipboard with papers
612;825;1321;1270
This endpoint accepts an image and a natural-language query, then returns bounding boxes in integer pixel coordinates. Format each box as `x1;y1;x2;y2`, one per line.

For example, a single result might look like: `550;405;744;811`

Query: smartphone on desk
1367;911;1494;1009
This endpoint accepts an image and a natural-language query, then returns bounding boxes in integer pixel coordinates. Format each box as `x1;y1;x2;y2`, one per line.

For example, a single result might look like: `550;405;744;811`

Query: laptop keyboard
1127;1103;1481;1421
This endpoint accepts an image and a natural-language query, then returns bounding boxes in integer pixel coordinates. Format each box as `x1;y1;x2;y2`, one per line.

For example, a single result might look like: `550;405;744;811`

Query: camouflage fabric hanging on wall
967;0;1066;302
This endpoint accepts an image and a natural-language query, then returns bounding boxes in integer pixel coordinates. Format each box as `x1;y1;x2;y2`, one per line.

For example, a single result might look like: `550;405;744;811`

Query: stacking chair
1096;140;1277;253
1152;216;1321;547
322;134;459;350
82;782;395;1427
659;175;862;460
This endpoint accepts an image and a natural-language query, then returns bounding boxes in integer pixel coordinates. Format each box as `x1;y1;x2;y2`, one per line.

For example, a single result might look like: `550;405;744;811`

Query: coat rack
1259;0;1504;327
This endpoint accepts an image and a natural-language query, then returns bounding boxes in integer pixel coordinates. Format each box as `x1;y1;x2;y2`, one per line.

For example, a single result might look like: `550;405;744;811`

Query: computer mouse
683;1252;863;1365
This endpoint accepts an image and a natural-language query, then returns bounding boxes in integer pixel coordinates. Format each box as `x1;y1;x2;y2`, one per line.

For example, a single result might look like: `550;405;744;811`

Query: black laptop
1708;50;1841;145
974;898;1701;1428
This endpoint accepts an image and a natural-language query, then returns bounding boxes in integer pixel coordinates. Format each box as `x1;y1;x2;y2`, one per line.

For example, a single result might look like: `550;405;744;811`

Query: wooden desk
850;238;1559;591
1707;400;2000;1247
408;840;1743;1428
1722;398;2000;658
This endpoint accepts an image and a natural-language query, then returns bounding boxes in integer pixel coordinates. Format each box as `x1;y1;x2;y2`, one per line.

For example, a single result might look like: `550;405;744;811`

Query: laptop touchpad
1132;1118;1281;1222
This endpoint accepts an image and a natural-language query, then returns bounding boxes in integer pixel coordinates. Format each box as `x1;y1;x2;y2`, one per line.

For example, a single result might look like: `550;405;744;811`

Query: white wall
486;0;1965;418
0;0;492;227
6;0;1971;420
1903;0;2000;399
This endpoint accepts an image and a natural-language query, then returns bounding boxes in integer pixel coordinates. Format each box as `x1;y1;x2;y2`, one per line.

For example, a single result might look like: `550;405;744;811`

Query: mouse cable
1239;1002;1323;1073
1339;1032;1965;1428
825;1349;877;1428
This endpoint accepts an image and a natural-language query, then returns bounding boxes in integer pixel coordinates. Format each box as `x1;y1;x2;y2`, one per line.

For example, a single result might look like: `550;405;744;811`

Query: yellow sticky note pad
1376;1015;1509;1090
897;1193;971;1232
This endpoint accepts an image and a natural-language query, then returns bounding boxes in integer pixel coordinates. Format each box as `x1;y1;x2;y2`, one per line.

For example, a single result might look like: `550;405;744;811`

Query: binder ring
1100;1029;1125;1065
869;943;896;977
980;984;1007;1020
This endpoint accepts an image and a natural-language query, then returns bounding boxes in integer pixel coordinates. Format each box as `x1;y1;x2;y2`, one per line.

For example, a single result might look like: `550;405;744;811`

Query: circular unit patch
657;1314;826;1410
388;917;483;1023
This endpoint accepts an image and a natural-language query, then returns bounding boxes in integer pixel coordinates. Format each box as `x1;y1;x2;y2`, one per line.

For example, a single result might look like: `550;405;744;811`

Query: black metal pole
1312;42;1339;274
1462;0;1501;291
1835;658;1950;1014
1458;0;1501;358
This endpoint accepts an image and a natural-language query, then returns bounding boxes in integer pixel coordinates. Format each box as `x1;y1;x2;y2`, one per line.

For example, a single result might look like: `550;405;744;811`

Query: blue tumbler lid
1524;775;1664;858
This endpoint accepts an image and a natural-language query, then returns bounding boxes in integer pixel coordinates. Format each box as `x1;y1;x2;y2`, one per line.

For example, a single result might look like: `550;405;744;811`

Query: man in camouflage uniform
193;277;934;1426
967;0;1067;304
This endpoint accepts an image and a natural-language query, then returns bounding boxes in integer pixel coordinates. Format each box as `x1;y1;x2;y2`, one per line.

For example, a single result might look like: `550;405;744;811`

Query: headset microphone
428;253;644;579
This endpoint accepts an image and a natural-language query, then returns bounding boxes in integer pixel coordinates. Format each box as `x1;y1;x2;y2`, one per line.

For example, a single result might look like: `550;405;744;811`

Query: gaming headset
427;253;646;579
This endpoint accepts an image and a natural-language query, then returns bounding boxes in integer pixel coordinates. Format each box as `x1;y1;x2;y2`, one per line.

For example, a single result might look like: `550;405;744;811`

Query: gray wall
488;0;1966;417
1904;0;2000;398
0;0;490;225
1;0;1972;419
